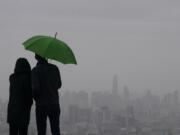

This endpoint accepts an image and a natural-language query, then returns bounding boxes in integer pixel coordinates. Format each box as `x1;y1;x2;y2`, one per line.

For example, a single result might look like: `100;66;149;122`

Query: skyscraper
173;90;179;106
123;85;130;106
111;75;121;111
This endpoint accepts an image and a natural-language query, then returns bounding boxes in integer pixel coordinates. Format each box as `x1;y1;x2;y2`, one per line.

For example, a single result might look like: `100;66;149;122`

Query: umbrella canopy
22;35;77;64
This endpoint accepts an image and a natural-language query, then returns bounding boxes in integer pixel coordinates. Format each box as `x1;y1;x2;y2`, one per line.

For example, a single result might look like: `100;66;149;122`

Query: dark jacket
31;61;61;106
7;73;33;125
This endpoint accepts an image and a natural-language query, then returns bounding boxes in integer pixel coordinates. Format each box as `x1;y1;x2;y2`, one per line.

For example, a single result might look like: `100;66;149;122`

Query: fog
0;0;180;100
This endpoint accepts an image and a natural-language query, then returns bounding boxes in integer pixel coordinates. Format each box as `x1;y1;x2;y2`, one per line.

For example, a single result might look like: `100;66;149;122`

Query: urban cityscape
0;0;179;134
0;75;180;135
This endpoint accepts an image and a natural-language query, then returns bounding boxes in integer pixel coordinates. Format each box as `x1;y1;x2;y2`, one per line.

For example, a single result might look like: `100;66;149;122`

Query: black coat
7;72;33;125
31;61;61;106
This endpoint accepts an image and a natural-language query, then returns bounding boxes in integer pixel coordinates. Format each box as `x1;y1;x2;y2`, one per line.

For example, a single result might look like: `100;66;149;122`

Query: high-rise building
173;90;179;106
126;106;135;127
77;91;89;108
112;75;118;94
101;106;111;122
68;105;79;124
91;91;104;108
123;85;130;106
111;75;121;111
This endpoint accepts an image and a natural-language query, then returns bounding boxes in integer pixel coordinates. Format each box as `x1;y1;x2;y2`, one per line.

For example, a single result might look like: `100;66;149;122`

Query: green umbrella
22;34;77;64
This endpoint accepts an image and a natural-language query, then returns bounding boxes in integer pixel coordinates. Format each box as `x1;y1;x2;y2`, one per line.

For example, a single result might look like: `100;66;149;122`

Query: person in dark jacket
32;54;61;135
7;58;33;135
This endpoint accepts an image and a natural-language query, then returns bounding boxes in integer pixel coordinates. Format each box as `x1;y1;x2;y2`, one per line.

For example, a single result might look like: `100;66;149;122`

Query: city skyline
1;77;180;135
0;0;180;135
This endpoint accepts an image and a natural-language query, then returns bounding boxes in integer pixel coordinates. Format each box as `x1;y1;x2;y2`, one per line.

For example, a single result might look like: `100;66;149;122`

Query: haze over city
0;0;180;100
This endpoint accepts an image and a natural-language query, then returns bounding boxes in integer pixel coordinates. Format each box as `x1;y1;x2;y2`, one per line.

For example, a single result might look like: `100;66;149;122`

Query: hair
35;54;47;63
14;58;31;73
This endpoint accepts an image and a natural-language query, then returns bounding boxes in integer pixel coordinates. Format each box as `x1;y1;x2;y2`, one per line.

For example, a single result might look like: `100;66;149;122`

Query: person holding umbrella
23;33;77;135
32;54;61;135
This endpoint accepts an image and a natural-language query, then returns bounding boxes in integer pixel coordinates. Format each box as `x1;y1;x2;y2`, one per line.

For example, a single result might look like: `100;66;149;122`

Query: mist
1;0;180;135
0;0;180;100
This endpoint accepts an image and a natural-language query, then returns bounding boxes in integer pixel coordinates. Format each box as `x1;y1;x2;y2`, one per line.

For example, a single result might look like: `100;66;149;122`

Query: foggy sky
0;0;180;99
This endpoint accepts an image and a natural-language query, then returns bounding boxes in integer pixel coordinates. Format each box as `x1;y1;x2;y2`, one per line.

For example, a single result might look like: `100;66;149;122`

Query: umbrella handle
55;32;58;39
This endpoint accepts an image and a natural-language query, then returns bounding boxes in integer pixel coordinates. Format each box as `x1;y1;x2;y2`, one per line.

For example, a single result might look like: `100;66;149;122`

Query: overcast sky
0;0;180;99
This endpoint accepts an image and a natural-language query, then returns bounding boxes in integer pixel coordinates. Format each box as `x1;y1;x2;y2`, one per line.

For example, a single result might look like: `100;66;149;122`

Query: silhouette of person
7;58;33;135
32;54;61;135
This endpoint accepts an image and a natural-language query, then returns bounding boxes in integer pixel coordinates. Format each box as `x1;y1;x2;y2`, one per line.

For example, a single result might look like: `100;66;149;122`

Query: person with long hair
7;58;33;135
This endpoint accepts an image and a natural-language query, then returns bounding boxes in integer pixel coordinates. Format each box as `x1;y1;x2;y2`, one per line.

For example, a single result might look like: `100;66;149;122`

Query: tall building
123;85;130;106
91;91;102;108
77;91;89;108
126;106;135;127
101;106;111;122
172;90;179;117
112;75;118;94
111;75;121;111
68;105;79;124
173;90;179;106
